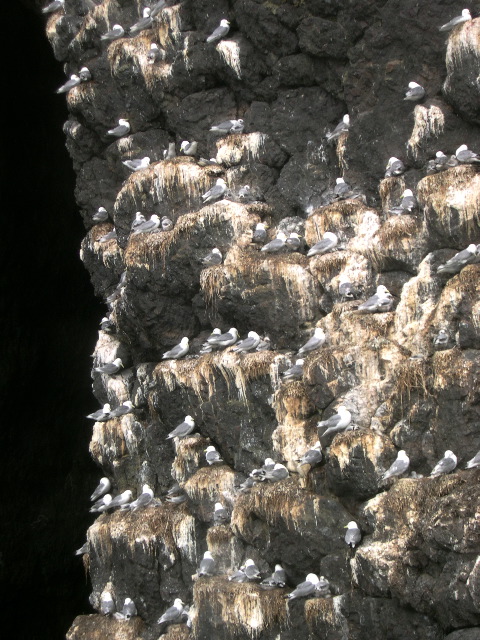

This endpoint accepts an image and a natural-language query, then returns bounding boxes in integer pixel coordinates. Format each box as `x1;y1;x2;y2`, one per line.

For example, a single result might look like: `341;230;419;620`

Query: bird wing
290;581;314;598
207;25;228;42
431;458;456;475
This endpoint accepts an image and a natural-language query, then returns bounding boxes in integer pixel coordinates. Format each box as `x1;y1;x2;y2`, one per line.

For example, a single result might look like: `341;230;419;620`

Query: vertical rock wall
43;1;479;639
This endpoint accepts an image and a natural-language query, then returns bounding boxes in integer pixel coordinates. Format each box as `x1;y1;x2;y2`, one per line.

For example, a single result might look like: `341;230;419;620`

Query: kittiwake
298;327;326;355
430;450;457;476
162;337;189;360
439;9;471;32
207;19;230;43
382;450;410;481
307;231;338;257
404;82;425;101
318;405;352;436
94;358;123;375
357;285;394;313
167;415;195;439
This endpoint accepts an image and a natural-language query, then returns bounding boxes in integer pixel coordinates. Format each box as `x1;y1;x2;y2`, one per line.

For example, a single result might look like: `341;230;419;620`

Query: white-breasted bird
430;450;457;477
107;119;130;138
162;337;190;360
344;521;362;548
206;19;230;43
404;81;425;101
318;405;352;436
439;9;471;32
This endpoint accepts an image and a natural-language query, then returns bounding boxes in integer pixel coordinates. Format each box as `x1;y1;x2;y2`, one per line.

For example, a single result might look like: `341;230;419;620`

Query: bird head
113;358;123;367
245;559;256;567
205;446;216;453
408;81;421;88
185;415;195;425
306;573;319;584
295;359;304;366
345;521;358;529
220;19;230;27
276;231;288;240
204;551;213;559
335;177;345;184
103;403;111;412
343;115;350;124
402;189;413;197
143;8;151;17
456;144;468;154
118;118;129;126
462;9;472;18
214;502;224;510
180;337;189;347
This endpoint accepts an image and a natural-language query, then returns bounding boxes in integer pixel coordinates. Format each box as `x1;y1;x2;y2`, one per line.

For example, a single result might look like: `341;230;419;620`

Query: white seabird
98;229;117;243
167;415;196;439
344;521;362;548
455;144;480;164
261;231;287;253
107;490;133;510
404;82;425;101
357;285;394;313
437;244;478;274
250;457;276;481
107;119;130;138
298;327;326;355
439;9;471;32
286;232;302;251
285;573;320;600
128;484;154;510
433;329;449;347
430;450;457;477
90;493;112;512
129;8;153;36
42;0;64;14
307;231;338;257
466;451;480;469
200;328;222;354
207;19;230;43
297;441;322;467
162;337;189;360
207;327;239;348
86;404;111;422
100;316;115;333
100;590;115;615
147;43;161;64
229;568;248;582
282;359;304;382
326;114;349;141
123;156;150;171
101;24;125;41
121;598;137;619
385;157;405;177
79;67;91;82
132;214;160;234
158;599;185;626
109;401;134;418
261;564;286;589
318;405;352;436
259;463;289;483
202;248;223;266
213;502;229;524
90;477;111;501
202;178;227;203
333;177;354;200
56;75;81;94
382;450;410;481
93;207;108;223
198;551;216;576
252;222;267;244
205;445;223;465
388;189;417;215
94;358;124;375
232;331;261;353
210;119;244;134
161;216;174;231
180;140;198;156
244;559;261;581
131;212;146;231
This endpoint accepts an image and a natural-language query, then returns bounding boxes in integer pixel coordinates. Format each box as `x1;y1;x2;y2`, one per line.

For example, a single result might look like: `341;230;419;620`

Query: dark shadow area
1;3;103;638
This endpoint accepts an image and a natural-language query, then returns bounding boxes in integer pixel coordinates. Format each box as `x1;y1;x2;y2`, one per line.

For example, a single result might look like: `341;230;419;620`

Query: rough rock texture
43;1;480;638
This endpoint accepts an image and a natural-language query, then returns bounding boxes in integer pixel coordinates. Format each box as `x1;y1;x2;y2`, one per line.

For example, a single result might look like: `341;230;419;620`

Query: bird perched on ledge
318;405;352;437
207;19;230;43
357;285;394;313
326;114;349;142
162;337;189;359
404;82;425;101
439;9;471;32
210;119;244;135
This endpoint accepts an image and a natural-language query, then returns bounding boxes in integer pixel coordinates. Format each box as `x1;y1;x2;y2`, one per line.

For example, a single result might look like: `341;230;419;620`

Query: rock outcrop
43;1;479;639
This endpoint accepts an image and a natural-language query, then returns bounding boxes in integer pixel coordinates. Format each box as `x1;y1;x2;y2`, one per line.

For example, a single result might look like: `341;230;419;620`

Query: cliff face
43;1;479;639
